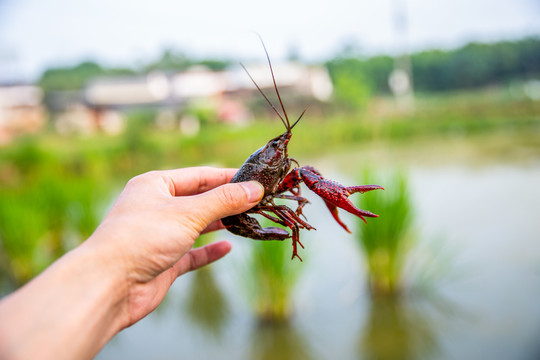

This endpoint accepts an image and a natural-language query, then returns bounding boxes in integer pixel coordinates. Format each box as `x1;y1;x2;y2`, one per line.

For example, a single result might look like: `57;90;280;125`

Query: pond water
97;160;540;360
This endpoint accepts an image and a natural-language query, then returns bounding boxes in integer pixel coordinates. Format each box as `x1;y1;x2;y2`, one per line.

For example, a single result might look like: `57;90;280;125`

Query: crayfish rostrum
222;42;383;261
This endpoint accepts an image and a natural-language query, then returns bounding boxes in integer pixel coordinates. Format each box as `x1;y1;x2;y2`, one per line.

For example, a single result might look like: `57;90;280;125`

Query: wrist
0;240;129;360
72;239;132;335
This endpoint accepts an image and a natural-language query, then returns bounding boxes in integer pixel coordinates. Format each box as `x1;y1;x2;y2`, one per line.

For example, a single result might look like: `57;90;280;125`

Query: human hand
0;167;264;360
85;167;264;327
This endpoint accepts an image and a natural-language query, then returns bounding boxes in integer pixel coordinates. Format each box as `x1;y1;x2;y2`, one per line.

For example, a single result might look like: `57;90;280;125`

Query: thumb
191;180;264;225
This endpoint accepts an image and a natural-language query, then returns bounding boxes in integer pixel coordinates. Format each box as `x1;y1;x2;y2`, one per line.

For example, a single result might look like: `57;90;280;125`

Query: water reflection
359;295;440;360
184;266;230;339
250;320;313;360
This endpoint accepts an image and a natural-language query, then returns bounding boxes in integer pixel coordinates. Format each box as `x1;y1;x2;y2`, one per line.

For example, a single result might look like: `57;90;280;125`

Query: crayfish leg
291;225;303;261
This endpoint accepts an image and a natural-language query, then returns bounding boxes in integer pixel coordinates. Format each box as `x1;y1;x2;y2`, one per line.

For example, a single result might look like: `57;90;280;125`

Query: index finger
159;167;239;196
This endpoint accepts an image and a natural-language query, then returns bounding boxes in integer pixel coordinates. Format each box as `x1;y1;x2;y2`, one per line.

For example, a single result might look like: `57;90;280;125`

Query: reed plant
241;221;304;323
355;170;413;296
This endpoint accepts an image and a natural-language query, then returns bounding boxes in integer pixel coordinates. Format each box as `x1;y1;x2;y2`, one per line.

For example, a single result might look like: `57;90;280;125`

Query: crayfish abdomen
222;213;290;240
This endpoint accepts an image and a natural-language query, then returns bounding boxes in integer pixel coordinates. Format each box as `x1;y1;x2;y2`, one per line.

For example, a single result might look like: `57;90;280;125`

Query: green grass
0;140;111;287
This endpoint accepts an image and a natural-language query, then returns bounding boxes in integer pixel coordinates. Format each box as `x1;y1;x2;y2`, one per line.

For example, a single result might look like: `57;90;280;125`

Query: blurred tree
411;37;540;92
39;61;135;92
361;55;395;94
326;57;372;110
326;37;540;95
144;49;231;72
144;49;192;72
197;59;233;71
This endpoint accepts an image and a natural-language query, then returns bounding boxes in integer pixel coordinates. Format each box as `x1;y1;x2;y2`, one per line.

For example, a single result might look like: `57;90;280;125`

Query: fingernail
241;181;264;203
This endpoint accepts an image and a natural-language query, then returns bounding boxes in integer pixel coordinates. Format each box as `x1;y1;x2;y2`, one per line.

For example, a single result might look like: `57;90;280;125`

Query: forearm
0;242;128;360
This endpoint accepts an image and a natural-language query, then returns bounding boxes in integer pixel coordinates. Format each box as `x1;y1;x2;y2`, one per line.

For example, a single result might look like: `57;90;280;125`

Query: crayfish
222;41;383;261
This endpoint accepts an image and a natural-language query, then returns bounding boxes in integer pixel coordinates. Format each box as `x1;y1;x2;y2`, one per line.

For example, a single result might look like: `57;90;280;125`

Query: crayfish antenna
256;34;291;130
291;105;309;130
240;63;288;130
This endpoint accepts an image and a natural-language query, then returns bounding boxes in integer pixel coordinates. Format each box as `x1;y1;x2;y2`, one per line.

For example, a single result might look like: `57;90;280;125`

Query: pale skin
0;167;265;360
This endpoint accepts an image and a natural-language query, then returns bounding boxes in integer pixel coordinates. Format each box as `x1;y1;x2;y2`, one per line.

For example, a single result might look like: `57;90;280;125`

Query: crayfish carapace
222;41;383;261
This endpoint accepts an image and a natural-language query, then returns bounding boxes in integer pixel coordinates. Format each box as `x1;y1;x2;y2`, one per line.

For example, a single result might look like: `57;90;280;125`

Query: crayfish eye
271;140;279;148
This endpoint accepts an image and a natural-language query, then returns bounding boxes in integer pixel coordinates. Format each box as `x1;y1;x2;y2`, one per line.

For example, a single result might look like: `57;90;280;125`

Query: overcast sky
0;0;539;82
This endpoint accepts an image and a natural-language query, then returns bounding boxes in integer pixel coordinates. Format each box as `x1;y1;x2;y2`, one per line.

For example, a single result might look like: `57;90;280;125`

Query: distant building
83;63;333;107
228;62;333;102
85;72;172;108
0;84;46;144
41;63;334;136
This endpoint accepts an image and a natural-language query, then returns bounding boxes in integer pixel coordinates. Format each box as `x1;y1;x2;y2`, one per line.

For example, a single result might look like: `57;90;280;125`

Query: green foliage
355;171;413;296
0;190;50;285
143;49;232;72
355;55;395;95
412;38;540;91
334;69;371;110
144;49;193;72
0;175;107;285
184;101;218;126
197;59;233;71
0;139;110;286
326;57;373;110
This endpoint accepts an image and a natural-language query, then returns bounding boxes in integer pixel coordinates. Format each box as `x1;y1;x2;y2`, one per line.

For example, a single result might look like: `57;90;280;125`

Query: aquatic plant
355;171;413;296
241;222;304;323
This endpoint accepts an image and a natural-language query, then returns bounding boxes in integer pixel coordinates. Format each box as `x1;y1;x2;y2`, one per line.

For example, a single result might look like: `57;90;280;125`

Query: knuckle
187;248;208;272
126;175;142;188
127;171;160;187
215;185;243;213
